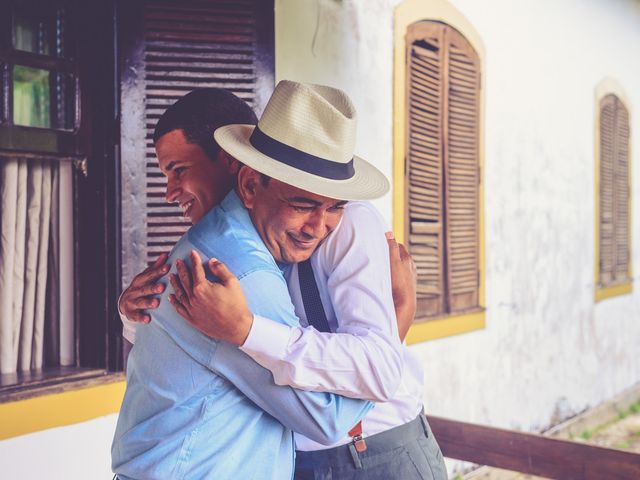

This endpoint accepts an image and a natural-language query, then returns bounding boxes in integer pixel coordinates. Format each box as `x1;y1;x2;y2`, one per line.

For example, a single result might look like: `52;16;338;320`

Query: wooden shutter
599;95;616;285
599;94;630;286
141;0;271;264
406;21;480;318
444;27;480;312
406;23;445;317
614;100;630;282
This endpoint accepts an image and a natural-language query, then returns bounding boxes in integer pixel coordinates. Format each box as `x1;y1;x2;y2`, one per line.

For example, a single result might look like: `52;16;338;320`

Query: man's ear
236;166;259;209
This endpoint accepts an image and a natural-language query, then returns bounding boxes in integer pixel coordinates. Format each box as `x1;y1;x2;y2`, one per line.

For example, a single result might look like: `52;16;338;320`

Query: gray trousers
294;412;447;480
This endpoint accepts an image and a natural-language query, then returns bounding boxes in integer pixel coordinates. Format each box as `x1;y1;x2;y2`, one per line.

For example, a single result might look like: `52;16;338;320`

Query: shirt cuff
121;312;137;344
240;315;294;361
118;291;138;344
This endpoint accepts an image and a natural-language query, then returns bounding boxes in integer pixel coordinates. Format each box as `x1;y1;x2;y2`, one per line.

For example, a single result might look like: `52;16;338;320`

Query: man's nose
303;210;328;239
165;178;180;203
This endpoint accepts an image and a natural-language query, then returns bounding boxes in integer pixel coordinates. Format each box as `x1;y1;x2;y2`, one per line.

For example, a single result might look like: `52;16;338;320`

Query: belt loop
419;410;430;438
348;442;364;469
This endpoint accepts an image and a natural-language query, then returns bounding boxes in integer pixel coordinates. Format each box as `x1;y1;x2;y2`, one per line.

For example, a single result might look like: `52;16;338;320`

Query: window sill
0;370;125;440
406;309;485;345
595;282;633;302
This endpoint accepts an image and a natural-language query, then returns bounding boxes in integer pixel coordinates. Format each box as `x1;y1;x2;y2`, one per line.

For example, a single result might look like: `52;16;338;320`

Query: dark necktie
298;259;331;333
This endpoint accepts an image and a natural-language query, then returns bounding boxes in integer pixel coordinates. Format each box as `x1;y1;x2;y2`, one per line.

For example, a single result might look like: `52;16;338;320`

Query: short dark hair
153;88;258;160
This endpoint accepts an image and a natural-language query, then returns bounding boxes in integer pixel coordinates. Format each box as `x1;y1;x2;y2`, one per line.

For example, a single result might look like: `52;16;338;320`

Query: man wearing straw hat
114;81;446;479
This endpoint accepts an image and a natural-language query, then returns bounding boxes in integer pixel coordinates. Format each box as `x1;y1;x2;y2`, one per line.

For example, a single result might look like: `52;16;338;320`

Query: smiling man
118;89;254;329
159;130;234;222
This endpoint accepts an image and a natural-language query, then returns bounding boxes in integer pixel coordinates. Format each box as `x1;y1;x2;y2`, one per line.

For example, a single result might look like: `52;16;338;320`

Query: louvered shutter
444;27;480;312
599;95;616;285
599;94;631;286
406;21;480;318
139;0;270;264
614;100;630;282
406;23;445;317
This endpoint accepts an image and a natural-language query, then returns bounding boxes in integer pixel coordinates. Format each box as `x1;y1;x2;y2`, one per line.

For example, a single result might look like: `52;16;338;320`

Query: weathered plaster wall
276;0;640;432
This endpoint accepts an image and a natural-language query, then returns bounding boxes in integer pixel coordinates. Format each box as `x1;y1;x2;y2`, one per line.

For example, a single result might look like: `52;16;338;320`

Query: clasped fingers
169;271;192;308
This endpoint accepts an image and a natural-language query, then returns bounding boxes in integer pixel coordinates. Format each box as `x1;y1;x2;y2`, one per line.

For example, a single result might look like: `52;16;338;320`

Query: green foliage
580;430;592;440
618;410;629;420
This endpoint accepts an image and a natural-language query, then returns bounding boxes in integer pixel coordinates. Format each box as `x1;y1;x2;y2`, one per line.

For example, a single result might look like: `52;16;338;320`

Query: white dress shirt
240;201;424;451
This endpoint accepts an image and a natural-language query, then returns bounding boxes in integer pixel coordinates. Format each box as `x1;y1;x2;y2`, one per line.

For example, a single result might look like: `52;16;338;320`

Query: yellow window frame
394;0;486;344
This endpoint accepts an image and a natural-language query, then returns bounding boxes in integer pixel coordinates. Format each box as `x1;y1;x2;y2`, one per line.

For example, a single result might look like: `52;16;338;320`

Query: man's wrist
232;312;254;346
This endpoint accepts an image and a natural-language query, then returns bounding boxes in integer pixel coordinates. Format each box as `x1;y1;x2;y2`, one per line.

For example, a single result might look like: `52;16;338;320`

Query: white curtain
0;158;53;374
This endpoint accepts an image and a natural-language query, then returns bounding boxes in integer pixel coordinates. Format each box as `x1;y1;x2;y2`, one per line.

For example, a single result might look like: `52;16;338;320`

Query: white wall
276;0;396;221
0;414;118;479
276;0;640;431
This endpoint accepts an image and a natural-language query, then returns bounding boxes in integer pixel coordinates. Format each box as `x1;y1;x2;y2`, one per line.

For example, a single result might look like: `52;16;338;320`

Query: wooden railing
428;416;640;480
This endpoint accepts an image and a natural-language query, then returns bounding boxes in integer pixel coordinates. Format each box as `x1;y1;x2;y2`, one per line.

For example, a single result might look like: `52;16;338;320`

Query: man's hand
386;232;417;341
168;250;254;346
119;253;170;323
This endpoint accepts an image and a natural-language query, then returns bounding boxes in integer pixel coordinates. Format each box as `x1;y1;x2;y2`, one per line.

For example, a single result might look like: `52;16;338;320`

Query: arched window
405;21;481;319
597;93;631;298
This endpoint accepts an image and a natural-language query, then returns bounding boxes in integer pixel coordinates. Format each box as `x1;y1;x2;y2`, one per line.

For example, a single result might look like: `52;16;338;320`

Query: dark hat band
249;127;355;181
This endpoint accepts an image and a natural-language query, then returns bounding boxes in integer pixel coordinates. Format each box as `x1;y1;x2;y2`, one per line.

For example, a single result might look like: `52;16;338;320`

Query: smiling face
156;129;236;224
237;167;347;263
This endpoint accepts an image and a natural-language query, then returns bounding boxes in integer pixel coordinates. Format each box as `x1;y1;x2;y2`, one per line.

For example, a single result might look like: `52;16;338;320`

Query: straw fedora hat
214;80;389;200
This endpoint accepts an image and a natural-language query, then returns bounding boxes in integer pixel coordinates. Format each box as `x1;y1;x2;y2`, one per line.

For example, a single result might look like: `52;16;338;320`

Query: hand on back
119;253;170;323
168;250;254;346
386;232;417;341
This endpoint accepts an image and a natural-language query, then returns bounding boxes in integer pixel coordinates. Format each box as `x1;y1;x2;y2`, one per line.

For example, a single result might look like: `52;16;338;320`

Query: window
394;0;485;343
0;0;120;401
405;21;481;320
1;0;275;439
596;90;631;301
0;2;79;382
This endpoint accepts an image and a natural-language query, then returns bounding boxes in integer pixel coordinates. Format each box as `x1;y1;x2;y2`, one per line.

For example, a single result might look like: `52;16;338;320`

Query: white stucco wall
0;414;117;479
276;0;640;432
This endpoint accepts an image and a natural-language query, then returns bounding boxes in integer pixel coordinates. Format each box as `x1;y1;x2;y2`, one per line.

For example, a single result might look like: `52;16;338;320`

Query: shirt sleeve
209;267;372;445
240;203;404;402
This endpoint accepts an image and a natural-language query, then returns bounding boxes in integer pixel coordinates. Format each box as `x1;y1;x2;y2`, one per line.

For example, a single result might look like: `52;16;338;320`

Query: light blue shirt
111;191;371;480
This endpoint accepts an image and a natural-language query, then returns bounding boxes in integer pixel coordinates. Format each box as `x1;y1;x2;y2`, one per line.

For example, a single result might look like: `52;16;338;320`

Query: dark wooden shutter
143;0;270;263
406;23;445;317
406;21;480;319
614;100;630;282
599;94;630;286
444;27;480;312
599;95;616;285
